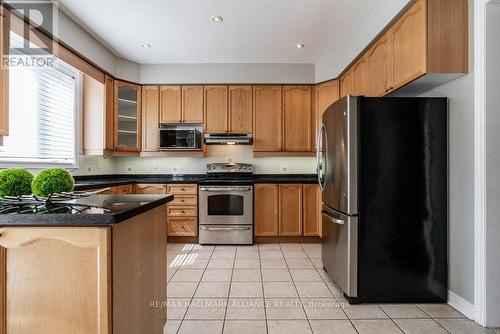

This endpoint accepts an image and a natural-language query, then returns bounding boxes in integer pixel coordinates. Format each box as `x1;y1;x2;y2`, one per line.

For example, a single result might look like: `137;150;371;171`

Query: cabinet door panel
303;184;321;237
104;75;114;150
204;86;228;133
340;69;353;98
160;86;181;123
351;56;369;96
254;184;279;236
253;86;282;152
368;34;393;96
181;86;204;123
314;81;339;150
390;0;427;88
283;86;312;151
134;183;166;194
114;81;141;152
279;184;303;236
229;85;253;133
142;86;159;152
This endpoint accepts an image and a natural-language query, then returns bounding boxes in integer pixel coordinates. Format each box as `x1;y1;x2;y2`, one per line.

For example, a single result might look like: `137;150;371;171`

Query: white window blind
0;33;78;167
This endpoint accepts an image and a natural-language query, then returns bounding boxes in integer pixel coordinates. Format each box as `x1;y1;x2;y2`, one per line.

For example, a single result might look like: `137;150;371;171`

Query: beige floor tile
263;282;299;298
379;304;429;319
167;269;176;282
285;258;315;269
295;282;333;298
305;250;322;258
394;319;448;334
301;298;347;319
261;258;288;269
164;320;181;334
260;250;285;259
309;320;357;334
191;244;216;251
223;320;267;334
211;251;236;259
352;319;403;334
317;269;333;282
171;243;192;252
283;250;308;259
237;244;259;250
234;258;260;269
184;298;227;320
236;251;260;259
202;269;233;282
262;269;292;282
280;243;304;251
167;254;188;268
417;304;465;319
435;319;494;334
166;298;191;320
167;282;198;298
342;304;388;319
207;258;234;269
325;281;344;298
215;245;237;251
267;320;312;334
490;328;500;334
311;258;324;269
195;282;230;298
178;320;224;334
232;269;262;282
171;269;204;282
290;269;323;282
265;298;306;319
258;243;281;251
225;298;266;320
179;257;209;269
189;250;214;259
230;282;263;298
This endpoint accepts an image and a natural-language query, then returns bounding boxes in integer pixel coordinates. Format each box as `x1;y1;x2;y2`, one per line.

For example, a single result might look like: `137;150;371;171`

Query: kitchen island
0;194;173;334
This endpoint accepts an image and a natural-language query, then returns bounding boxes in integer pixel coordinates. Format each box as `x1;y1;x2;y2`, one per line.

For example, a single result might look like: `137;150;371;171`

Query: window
0;32;79;167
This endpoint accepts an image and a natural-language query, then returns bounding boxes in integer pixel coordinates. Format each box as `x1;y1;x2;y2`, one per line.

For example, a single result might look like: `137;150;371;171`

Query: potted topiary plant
0;168;34;197
32;168;75;198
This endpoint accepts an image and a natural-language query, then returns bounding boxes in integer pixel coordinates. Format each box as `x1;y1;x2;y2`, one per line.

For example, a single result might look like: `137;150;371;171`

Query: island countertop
0;194;174;226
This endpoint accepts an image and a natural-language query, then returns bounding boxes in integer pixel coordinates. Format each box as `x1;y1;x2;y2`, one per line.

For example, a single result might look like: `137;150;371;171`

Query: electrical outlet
96;158;102;170
281;165;289;172
126;166;132;172
172;166;179;174
87;167;92;173
227;158;233;163
153;160;159;169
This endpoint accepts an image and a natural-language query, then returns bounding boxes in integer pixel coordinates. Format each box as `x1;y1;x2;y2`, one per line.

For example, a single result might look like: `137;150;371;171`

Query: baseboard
448;290;474;320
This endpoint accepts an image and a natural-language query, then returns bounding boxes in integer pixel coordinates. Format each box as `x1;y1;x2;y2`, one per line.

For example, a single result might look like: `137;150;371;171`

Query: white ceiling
59;0;380;65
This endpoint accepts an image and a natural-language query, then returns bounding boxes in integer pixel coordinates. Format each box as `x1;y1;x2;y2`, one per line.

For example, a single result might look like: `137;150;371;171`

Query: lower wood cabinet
254;183;320;237
166;184;198;237
133;183;166;194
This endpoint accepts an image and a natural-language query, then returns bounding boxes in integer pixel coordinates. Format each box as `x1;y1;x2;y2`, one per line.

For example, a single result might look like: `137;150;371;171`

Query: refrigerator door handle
322;212;345;225
317;123;327;191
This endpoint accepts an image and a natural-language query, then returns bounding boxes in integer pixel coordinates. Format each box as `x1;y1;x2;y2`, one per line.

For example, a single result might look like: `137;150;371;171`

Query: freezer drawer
322;207;358;298
199;225;253;245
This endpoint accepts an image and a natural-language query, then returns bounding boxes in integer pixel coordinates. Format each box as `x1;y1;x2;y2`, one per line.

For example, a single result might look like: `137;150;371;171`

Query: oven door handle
199;186;252;192
199;226;252;231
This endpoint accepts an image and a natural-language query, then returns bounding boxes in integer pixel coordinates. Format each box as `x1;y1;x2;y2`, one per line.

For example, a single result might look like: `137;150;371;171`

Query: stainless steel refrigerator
317;96;448;303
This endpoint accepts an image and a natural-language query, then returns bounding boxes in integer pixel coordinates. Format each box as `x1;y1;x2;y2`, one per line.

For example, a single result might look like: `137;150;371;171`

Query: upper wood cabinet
104;75;114;151
181;86;204;123
229;85;253;133
253;85;283;152
367;33;393;96
351;55;369;96
340;68;354;98
303;184;321;237
204;86;228;133
279;184;303;236
283;86;312;152
313;80;340;152
159;86;181;123
114;80;141;152
254;184;280;236
142;86;159;152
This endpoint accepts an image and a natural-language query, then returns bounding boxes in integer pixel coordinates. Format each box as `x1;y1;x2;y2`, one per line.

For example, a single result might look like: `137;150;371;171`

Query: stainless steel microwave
159;128;202;150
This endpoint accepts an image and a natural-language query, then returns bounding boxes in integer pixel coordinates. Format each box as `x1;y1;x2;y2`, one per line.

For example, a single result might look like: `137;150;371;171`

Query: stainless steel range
198;163;253;245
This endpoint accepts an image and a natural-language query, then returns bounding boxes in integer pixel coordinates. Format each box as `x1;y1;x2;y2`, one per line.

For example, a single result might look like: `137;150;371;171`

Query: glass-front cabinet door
114;81;141;151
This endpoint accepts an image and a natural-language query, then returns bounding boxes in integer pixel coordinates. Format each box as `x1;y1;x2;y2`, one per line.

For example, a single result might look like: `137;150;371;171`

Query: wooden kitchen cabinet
115;184;133;195
340;68;354;98
367;33;393;96
254;184;280;236
351;55;369;96
141;86;159;152
229;85;253;133
283;86;312;152
204;85;228;133
114;80;141;152
181;86;204;123
133;183;167;194
253;86;283;152
159;85;182;123
279;184;303;236
104;75;114;151
314;80;339;150
166;183;198;237
303;184;321;237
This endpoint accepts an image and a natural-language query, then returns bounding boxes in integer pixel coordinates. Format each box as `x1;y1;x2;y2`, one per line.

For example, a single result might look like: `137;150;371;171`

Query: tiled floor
165;243;499;334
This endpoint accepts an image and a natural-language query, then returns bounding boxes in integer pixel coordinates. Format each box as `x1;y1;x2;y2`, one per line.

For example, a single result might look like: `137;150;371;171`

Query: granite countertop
0;194;174;226
74;174;318;190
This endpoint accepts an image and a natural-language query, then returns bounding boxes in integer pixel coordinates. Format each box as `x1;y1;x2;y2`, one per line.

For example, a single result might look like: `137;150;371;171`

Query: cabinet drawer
134;183;166;194
167;206;197;217
168;194;197;206
167;218;198;237
167;184;197;195
115;185;132;194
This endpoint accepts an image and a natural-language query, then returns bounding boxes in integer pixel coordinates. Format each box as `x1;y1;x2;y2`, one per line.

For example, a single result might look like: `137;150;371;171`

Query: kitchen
0;0;499;333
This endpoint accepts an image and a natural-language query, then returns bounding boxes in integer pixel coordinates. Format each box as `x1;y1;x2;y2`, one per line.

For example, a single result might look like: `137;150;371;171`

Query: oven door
199;185;253;225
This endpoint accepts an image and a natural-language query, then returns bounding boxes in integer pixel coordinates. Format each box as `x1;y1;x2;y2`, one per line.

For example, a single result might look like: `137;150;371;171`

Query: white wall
485;1;500;326
140;63;315;84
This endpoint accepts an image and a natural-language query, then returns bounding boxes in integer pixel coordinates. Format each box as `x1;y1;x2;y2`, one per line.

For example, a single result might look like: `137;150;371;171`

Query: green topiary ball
32;168;75;197
0;168;34;197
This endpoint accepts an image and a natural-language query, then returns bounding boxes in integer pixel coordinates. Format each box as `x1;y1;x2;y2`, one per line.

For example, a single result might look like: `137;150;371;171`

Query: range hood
204;133;253;145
